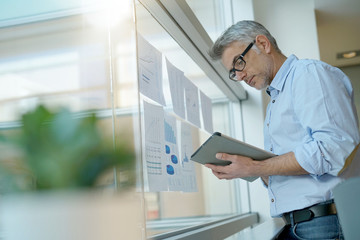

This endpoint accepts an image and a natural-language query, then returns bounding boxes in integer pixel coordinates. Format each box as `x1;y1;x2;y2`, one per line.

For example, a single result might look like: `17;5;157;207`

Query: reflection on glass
0;0;139;187
0;0;137;123
135;1;242;238
0;0;246;238
186;0;230;41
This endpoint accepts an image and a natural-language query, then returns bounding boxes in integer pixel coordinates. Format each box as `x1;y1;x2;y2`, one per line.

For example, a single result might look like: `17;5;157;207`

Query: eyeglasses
229;40;255;82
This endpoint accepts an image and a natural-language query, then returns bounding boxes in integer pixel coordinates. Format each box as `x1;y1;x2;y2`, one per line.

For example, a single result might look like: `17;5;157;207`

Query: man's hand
205;151;308;180
205;153;259;180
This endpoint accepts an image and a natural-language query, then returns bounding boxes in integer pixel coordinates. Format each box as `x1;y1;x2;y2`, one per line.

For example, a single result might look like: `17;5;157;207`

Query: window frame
138;0;247;102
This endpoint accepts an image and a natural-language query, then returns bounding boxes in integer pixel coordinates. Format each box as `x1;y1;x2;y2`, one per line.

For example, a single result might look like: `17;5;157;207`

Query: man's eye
235;59;243;68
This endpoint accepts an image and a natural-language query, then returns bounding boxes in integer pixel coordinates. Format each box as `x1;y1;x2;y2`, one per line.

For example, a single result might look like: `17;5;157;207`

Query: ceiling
314;0;360;67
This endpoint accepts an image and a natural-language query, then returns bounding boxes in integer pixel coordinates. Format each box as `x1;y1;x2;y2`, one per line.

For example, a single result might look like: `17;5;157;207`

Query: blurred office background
0;0;359;239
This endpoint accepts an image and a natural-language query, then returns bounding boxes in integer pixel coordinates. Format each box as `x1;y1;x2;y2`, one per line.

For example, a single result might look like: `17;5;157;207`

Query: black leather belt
282;200;337;225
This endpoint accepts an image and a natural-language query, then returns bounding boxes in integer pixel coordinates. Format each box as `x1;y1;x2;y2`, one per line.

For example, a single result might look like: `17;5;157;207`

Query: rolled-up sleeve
292;63;359;177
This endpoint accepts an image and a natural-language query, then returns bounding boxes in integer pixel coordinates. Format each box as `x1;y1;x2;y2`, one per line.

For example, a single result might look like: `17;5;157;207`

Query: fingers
206;153;254;180
216;152;229;160
205;152;232;174
212;170;232;180
216;153;224;160
216;152;239;162
205;164;232;180
204;164;226;178
205;163;225;173
205;153;240;180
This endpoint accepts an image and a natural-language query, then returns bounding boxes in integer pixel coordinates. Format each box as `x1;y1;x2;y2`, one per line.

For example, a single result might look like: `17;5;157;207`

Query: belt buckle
293;209;314;224
282;201;336;225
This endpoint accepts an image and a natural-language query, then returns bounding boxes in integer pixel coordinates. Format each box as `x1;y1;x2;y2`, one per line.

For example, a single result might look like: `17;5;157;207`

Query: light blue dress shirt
264;54;360;217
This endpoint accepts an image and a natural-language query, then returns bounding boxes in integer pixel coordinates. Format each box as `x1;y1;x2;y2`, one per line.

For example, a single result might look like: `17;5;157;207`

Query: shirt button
271;198;275;202
272;100;275;103
270;148;273;151
267;123;269;127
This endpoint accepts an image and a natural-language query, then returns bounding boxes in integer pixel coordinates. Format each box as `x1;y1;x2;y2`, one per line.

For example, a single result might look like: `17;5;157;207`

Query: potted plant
0;105;142;240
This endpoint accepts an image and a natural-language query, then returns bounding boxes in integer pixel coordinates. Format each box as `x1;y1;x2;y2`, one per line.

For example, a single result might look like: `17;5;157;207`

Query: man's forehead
223;41;248;57
222;41;246;67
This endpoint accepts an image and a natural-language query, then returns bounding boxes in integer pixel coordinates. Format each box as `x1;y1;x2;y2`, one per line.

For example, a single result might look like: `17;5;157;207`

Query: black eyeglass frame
229;40;256;81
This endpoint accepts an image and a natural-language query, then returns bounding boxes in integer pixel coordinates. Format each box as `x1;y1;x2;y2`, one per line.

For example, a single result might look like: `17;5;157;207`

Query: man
207;20;360;239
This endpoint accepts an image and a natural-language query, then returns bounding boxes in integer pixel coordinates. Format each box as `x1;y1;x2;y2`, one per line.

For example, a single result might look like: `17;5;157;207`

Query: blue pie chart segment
171;155;178;164
166;165;174;175
165;145;170;154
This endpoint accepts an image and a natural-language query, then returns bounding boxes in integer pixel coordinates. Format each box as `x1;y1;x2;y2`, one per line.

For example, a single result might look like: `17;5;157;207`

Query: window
0;0;255;239
135;1;252;238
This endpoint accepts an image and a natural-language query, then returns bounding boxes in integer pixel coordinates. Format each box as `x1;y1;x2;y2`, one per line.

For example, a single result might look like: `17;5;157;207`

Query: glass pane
186;0;230;41
0;0;248;238
0;0;140;188
135;1;244;238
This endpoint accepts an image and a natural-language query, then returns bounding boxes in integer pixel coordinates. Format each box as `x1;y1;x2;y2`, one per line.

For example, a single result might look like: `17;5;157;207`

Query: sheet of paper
183;76;201;128
200;91;214;133
164;113;183;191
143;101;167;191
166;58;185;119
180;121;197;192
137;34;165;106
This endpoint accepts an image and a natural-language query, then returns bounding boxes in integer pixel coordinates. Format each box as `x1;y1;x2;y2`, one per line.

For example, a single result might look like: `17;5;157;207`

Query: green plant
0;105;135;193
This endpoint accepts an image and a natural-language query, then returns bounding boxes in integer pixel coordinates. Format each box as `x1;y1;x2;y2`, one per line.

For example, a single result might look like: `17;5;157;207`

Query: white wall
341;65;360;125
252;0;320;60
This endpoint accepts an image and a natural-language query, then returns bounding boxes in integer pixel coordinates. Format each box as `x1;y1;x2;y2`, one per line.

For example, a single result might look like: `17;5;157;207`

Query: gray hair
209;20;282;60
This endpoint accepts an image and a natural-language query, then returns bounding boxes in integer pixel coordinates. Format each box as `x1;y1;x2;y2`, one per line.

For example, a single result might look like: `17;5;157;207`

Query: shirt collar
266;54;298;95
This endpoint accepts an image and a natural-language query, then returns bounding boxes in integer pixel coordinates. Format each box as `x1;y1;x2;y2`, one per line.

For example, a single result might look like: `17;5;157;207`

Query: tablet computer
190;132;276;182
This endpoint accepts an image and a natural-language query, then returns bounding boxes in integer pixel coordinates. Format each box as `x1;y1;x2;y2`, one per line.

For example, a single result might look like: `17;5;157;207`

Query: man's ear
255;35;271;54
